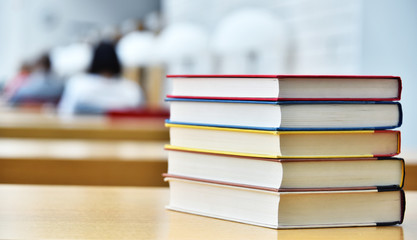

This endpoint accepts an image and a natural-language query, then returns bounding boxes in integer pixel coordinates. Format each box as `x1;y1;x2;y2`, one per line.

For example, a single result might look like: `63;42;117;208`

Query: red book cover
166;74;402;101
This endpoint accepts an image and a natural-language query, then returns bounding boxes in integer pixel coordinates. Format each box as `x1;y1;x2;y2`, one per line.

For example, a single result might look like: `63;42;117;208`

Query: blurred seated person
2;62;32;100
8;54;64;105
58;41;143;116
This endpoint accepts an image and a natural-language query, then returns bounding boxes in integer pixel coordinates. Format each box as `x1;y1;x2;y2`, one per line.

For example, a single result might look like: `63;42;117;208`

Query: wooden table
0;111;168;141
0;185;414;239
400;151;417;190
0;139;168;186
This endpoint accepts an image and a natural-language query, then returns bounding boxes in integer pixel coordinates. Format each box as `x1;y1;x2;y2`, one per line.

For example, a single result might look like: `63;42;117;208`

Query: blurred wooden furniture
0;139;168;186
404;165;417;190
0;110;168;141
0;108;169;186
0;185;414;240
401;150;417;190
123;65;166;109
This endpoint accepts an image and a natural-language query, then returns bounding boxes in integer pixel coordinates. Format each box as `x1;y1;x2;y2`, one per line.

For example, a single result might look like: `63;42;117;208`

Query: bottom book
165;177;405;229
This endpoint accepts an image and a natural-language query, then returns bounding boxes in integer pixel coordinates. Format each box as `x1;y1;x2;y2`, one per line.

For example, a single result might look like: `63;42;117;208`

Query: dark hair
36;54;51;72
88;42;121;76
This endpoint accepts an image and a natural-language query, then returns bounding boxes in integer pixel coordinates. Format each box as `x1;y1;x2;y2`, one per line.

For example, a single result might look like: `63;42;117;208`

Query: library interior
0;0;416;239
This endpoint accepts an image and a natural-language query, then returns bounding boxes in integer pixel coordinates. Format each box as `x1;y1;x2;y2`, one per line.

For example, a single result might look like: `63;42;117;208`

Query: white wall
162;0;363;74
361;0;417;149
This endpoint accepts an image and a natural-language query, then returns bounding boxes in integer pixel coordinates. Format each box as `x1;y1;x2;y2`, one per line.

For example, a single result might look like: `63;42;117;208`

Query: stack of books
163;74;405;229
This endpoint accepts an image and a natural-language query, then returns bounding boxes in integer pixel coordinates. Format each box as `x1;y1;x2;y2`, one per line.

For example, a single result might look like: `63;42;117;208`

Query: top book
166;75;402;101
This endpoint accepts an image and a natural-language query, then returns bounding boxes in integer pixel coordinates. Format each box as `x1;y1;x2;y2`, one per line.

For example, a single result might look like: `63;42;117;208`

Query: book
167;210;404;239
165;177;405;229
167;99;402;130
166;123;401;158
166;149;405;190
166;74;402;101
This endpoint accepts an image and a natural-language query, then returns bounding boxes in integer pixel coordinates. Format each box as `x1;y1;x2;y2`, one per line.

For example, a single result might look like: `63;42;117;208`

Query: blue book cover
166;98;402;131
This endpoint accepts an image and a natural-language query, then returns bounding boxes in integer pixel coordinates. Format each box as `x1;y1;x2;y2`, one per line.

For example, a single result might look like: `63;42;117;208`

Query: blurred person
58;41;143;116
2;62;32;100
8;54;64;105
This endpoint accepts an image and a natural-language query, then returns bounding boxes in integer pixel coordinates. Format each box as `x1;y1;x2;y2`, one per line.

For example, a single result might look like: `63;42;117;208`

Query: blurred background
0;0;416;187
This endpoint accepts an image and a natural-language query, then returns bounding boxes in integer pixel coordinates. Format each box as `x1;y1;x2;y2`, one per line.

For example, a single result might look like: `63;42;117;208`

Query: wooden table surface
0;111;168;141
0;139;168;186
0;185;414;240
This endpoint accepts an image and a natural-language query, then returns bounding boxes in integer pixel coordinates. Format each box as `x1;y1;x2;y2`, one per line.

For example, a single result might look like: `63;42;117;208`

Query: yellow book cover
166;123;401;158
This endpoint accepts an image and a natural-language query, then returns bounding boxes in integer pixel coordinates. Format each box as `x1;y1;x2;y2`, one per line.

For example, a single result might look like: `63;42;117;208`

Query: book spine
398;131;402;155
397;103;403;128
376;221;402;226
400;189;406;224
376;185;402;192
397;77;403;101
400;158;405;189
